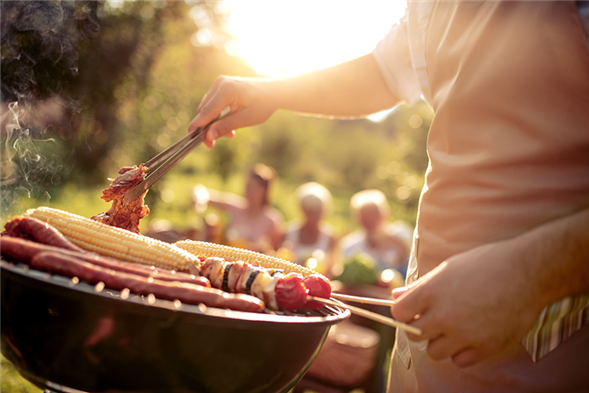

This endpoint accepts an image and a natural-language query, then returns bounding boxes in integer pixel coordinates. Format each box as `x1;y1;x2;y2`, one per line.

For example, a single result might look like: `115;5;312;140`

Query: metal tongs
122;107;231;206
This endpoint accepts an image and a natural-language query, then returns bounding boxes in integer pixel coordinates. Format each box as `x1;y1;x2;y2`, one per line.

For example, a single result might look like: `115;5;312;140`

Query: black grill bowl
1;261;349;393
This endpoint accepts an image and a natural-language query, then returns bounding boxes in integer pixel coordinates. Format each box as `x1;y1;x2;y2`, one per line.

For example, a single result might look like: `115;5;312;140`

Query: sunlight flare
223;1;407;76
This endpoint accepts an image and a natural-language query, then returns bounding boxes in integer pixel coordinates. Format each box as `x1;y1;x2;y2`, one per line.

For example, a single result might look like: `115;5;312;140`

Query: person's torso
226;207;277;244
285;223;332;264
412;1;589;276
341;229;402;272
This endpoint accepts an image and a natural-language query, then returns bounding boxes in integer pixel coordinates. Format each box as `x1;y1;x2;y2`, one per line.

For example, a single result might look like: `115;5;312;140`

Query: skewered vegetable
302;275;332;310
24;207;199;273
199;257;331;311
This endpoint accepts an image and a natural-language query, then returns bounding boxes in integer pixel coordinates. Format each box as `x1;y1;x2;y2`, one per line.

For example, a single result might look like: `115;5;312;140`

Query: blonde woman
283;182;338;276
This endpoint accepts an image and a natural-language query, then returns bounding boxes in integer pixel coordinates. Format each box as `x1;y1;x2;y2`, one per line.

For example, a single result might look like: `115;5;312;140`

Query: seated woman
283;182;338;276
192;163;284;253
340;189;412;278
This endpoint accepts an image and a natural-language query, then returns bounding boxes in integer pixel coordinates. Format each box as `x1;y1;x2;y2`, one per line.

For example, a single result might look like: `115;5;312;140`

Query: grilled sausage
4;217;84;252
0;236;210;287
30;252;265;312
0;236;52;261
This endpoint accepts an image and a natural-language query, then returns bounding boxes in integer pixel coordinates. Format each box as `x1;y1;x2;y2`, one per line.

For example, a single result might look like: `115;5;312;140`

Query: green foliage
334;253;380;286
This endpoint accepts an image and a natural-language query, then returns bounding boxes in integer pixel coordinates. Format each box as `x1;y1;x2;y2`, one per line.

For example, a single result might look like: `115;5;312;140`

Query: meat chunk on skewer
199;257;331;311
92;165;149;234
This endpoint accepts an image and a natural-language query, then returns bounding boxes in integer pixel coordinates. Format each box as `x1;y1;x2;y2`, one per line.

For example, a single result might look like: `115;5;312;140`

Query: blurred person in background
282;182;338;277
341;189;411;279
192;163;284;253
187;2;589;392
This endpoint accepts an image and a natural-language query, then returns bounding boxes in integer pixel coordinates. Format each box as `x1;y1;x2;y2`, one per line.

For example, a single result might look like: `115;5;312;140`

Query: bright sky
222;1;407;76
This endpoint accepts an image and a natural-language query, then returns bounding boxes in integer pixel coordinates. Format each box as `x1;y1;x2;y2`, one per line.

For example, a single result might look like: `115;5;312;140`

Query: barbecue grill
1;260;350;393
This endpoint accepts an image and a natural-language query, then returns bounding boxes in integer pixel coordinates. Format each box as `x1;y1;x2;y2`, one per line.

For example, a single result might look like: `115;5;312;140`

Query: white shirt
372;2;433;103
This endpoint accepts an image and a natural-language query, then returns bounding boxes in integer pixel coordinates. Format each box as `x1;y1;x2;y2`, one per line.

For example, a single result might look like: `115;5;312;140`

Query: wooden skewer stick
308;296;421;336
330;292;397;307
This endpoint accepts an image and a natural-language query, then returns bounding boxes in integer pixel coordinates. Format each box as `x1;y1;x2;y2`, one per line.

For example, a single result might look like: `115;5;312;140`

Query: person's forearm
190;53;400;145
266;54;400;118
204;188;245;212
511;205;589;308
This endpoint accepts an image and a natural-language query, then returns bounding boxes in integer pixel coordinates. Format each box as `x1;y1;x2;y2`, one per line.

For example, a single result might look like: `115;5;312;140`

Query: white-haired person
341;189;412;278
282;182;338;276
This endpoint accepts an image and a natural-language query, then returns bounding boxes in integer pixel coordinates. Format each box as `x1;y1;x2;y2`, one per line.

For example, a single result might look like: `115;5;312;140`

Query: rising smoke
1;1;100;216
1;1;99;104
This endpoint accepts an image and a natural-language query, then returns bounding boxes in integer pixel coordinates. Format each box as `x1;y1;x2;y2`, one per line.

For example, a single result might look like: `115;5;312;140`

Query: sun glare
223;1;407;76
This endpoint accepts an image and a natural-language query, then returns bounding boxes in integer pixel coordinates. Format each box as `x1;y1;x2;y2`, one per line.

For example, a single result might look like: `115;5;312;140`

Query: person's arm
268;209;285;252
188;54;399;147
192;185;245;213
391;205;589;367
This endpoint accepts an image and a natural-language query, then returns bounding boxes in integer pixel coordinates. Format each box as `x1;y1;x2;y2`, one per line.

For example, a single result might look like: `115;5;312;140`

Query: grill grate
1;260;346;320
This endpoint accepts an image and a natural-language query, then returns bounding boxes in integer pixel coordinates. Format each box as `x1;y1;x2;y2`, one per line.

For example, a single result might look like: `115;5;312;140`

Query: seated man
341;189;411;278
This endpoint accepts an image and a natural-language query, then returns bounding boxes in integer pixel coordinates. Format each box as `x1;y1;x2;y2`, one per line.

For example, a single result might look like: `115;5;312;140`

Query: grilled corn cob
174;240;325;279
24;207;199;273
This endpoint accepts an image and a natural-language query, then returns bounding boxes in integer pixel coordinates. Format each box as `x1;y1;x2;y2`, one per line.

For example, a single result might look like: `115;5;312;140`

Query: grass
1;356;42;393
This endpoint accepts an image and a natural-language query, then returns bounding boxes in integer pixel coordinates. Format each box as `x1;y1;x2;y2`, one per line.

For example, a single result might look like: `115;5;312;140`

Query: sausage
30;252;264;312
0;236;54;262
77;253;210;286
0;236;210;287
3;217;84;252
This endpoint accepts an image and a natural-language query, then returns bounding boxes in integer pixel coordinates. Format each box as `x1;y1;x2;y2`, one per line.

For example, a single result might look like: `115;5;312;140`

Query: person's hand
390;239;546;368
188;76;279;147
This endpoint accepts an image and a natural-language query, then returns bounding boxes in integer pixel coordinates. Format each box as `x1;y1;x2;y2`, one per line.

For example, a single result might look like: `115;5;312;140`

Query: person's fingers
392;286;407;299
425;334;460;361
188;78;234;134
391;286;429;325
203;117;233;146
201;127;236;148
392;262;450;324
189;95;229;134
203;107;268;146
401;310;444;342
451;347;482;368
390;286;407;317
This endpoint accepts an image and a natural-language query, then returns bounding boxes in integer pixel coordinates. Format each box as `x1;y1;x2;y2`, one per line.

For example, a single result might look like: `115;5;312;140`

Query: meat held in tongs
91;165;150;234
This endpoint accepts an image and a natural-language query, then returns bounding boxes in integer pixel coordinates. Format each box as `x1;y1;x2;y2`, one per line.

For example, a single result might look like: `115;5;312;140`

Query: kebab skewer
198;257;331;311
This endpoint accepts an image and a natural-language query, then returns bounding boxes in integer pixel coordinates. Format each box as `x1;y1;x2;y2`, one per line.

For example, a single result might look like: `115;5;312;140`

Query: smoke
1;101;72;215
1;1;100;106
1;1;100;216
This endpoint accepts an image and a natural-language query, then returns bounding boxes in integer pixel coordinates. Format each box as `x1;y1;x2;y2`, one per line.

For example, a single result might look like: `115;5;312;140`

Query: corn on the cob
24;207;199;272
174;240;326;279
